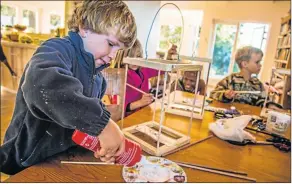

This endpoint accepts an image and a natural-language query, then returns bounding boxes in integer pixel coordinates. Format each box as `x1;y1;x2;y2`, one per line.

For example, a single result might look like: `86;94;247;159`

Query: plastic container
266;111;291;135
72;130;142;167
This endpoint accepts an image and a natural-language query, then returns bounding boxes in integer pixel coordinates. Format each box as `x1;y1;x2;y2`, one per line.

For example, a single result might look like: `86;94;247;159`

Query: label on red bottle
116;139;142;167
72;130;100;152
72;130;142;166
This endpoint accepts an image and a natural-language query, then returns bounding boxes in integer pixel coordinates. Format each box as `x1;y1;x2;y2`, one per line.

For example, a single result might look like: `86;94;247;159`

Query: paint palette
122;156;187;183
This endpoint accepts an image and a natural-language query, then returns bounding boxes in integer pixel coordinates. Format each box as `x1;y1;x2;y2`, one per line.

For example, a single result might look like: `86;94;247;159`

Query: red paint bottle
72;130;142;167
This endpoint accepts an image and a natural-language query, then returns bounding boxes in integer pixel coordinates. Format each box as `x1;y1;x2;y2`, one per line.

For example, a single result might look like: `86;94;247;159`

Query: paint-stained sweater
0;31;110;175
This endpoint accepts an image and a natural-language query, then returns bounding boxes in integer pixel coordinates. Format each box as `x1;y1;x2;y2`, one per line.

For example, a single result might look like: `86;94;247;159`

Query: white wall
125;1;161;58
162;1;290;84
2;1;65;34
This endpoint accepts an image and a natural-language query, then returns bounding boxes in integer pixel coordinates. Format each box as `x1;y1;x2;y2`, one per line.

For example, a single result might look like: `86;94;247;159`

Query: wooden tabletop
5;99;291;182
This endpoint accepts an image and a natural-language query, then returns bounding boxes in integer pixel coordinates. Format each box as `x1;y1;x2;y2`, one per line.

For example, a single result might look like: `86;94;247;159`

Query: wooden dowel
162;135;214;156
254;141;274;145
126;83;158;101
176;162;256;182
173;161;247;176
61;161;115;165
213;90;261;94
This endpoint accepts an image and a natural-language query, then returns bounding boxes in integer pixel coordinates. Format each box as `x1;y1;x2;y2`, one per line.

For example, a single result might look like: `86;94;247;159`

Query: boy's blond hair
68;0;137;48
235;46;263;68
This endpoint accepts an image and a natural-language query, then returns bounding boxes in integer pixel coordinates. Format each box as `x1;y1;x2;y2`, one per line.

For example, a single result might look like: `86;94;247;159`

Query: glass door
210;20;270;79
210;21;238;78
232;23;269;73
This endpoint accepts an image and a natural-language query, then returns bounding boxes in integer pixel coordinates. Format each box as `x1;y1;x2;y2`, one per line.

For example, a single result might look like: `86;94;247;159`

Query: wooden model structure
165;56;211;119
121;57;211;156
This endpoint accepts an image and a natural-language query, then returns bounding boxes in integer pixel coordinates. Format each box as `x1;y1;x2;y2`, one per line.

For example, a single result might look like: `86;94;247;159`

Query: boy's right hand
224;90;236;99
95;119;125;163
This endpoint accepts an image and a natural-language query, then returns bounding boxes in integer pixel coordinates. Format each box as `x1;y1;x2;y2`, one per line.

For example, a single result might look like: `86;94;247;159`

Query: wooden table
5;100;291;182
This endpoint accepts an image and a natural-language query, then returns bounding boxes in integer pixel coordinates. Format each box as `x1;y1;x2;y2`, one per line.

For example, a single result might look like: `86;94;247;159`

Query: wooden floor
1;87;16;181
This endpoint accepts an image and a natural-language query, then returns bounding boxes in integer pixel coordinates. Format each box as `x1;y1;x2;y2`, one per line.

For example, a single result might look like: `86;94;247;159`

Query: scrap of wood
162;135;214;156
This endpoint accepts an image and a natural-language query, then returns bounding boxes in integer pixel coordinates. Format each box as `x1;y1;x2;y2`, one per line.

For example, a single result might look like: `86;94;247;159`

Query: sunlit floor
1;87;16;181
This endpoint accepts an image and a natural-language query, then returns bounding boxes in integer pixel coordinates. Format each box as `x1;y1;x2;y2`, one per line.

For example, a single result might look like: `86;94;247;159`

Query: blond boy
1;1;136;175
210;46;267;106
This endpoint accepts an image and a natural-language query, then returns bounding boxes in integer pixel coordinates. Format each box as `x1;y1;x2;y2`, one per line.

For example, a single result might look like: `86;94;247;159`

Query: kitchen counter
1;40;39;49
1;40;38;91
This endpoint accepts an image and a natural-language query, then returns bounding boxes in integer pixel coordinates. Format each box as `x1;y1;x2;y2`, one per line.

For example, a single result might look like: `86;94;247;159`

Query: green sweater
210;73;266;107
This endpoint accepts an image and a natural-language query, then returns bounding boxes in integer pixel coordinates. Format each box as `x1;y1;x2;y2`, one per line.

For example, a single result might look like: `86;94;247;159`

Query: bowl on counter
14;24;27;32
6;34;19;42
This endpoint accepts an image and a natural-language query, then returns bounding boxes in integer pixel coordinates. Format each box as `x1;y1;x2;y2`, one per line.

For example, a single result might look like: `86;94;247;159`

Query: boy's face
182;71;197;92
242;53;262;74
79;28;125;68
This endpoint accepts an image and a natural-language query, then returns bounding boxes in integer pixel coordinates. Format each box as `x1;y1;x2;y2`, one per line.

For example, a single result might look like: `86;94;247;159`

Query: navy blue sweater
0;31;111;175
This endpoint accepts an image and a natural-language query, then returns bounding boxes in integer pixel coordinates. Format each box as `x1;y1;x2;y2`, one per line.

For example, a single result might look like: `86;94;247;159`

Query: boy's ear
241;60;248;68
79;26;88;38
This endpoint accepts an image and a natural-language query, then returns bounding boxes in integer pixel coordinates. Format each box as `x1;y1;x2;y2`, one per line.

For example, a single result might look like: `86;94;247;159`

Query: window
210;24;237;77
159;25;182;52
191;26;201;57
22;9;36;33
158;9;203;57
50;14;61;29
1;5;16;26
210;20;269;78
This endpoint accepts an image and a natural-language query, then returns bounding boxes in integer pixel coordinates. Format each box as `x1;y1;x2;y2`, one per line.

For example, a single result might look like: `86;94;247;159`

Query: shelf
280;31;291;36
273;68;291;75
278;45;291;49
273;71;284;79
274;59;288;64
281;15;291;25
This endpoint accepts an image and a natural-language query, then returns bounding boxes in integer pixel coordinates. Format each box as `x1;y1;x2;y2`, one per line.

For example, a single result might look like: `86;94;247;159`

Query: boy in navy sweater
0;0;137;175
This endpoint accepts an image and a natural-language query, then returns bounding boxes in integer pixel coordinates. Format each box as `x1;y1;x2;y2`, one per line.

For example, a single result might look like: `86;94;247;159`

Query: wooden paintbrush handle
174;161;247;176
176;162;256;182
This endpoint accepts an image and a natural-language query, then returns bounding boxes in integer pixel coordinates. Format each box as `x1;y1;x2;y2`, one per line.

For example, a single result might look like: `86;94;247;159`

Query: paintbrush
213;90;262;94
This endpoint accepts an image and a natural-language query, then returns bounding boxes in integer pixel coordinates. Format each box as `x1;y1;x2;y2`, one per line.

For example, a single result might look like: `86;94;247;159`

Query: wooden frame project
123;121;189;156
164;56;211;119
121;57;211;156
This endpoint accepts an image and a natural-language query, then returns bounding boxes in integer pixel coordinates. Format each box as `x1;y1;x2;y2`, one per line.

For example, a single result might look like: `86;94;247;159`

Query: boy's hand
94;119;125;163
224;90;236;99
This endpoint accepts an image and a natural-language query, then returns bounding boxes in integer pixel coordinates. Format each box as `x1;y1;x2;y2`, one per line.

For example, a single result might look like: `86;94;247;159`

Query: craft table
4;98;291;182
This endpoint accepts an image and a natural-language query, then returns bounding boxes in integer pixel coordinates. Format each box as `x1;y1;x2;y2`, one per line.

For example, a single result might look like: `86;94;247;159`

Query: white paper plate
122;156;187;183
